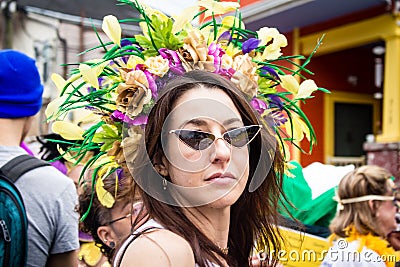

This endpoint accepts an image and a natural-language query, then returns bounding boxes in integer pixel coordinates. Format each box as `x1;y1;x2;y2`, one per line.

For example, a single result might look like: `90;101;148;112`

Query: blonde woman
321;165;400;267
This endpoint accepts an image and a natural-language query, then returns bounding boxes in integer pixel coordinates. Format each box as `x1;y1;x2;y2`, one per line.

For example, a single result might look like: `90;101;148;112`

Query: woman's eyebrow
223;118;242;125
181;118;208;127
180;118;243;128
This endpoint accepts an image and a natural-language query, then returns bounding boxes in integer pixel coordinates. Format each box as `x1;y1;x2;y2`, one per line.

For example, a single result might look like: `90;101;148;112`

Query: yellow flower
52;121;85;140
102;15;121;46
50;72;82;96
220;16;245;30
144;55;169;76
224;43;242;58
280;75;298;95
56;146;79;165
218;16;245;39
91;155;116;169
79;60;108;89
126;55;144;69
257;27;287;60
295;80;318;99
172;6;199;34
51;73;66;92
330;226;400;267
284;113;311;144
72;109;102;125
280;75;318;100
95;177;115;208
79;242;103;266
198;0;240;18
45;95;68;120
284;161;297;178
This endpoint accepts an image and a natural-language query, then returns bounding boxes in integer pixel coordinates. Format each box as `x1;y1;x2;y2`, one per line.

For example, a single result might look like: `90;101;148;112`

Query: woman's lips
205;172;236;185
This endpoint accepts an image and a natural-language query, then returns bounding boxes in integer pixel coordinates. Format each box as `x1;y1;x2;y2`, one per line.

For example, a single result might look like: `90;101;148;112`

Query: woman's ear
154;157;169;177
368;200;378;215
97;226;117;248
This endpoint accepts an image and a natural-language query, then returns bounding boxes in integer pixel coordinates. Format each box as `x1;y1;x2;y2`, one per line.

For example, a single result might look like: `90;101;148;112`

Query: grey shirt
0;146;79;267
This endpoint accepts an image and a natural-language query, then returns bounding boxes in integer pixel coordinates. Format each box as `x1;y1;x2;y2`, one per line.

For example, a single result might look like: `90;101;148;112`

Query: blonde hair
330;165;393;238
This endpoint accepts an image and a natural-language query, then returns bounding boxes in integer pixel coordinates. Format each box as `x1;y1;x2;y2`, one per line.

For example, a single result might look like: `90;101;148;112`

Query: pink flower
250;97;267;114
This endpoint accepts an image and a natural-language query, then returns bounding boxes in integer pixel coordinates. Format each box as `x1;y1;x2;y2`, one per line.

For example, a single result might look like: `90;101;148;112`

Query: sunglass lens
177;130;214;150
225;125;260;147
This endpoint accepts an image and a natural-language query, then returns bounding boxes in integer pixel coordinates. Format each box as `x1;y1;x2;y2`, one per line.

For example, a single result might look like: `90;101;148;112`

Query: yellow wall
298;14;400;161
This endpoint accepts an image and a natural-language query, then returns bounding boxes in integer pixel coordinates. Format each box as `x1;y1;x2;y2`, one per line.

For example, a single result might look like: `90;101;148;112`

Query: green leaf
93;124;121;152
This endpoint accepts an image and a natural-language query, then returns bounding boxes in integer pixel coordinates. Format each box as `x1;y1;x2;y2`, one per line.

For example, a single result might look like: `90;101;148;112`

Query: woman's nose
211;137;231;163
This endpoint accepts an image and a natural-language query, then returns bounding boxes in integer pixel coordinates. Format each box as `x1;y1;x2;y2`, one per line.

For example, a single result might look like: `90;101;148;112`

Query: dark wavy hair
78;170;136;261
131;70;286;267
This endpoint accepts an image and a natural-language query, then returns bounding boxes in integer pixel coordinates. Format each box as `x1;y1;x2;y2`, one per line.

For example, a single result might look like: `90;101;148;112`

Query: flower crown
46;0;327;211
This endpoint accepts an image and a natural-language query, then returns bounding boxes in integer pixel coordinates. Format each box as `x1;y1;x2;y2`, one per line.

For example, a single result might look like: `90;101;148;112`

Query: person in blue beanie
0;49;80;267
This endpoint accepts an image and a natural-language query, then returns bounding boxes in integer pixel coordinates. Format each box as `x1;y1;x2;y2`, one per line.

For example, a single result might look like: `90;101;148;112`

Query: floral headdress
46;0;327;214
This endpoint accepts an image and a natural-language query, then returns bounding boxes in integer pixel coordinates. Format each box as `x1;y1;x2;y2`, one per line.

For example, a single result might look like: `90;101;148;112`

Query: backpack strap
0;154;50;183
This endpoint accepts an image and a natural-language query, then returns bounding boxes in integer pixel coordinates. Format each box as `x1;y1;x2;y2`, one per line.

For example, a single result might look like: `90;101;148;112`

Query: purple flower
122;114;148;126
269;109;287;127
250;97;268;114
135;64;158;98
267;94;284;110
242;38;260;54
121;38;133;47
208;43;225;73
217;31;232;44
218;67;236;79
159;48;185;74
116;168;124;181
111;110;125;122
259;66;280;81
120;40;133;64
113;110;148;126
87;77;104;93
130;115;148;126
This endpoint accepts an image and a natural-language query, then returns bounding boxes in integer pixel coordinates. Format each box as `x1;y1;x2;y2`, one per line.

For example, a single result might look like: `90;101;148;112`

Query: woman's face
108;200;143;242
161;86;251;208
375;180;398;236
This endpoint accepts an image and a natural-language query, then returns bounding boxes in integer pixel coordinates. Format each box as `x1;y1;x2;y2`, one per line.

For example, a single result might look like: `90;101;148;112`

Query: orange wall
279;35;326;166
301;92;325;167
297;37;379;166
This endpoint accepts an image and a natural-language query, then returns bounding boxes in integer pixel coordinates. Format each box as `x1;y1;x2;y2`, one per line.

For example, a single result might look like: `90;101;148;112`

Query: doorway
324;91;380;162
334;103;372;156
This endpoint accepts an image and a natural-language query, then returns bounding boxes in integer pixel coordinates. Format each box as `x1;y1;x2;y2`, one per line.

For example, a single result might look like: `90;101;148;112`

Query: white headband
334;195;395;210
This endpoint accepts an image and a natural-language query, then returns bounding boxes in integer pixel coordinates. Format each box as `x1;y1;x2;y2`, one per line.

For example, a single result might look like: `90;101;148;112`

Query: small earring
103;239;108;243
162;178;167;190
109;241;115;248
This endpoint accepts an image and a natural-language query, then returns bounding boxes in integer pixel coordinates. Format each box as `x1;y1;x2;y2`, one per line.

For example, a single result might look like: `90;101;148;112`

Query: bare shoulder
120;228;195;267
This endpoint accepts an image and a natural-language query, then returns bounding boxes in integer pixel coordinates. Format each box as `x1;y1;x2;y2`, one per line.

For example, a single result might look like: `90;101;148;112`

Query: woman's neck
184;206;230;250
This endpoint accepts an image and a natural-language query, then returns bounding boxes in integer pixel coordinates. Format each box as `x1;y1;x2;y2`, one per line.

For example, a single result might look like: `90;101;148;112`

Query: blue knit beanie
0;49;44;118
